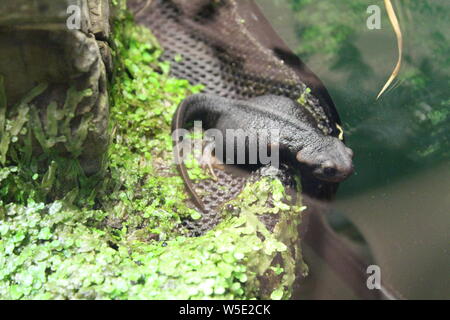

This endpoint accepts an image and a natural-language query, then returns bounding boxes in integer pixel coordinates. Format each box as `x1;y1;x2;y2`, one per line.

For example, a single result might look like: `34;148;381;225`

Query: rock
0;0;90;32
0;0;112;176
88;0;111;40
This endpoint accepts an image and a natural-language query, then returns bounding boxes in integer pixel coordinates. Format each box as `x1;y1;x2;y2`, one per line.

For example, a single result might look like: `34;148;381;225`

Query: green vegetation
0;175;305;299
104;10;204;237
0;79;103;205
289;0;449;193
0;4;305;299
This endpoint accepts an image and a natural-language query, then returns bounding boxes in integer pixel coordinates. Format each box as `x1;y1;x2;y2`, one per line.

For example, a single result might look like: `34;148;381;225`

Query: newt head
296;136;354;183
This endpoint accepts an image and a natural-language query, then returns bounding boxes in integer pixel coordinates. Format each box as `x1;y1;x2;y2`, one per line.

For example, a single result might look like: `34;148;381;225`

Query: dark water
257;0;449;299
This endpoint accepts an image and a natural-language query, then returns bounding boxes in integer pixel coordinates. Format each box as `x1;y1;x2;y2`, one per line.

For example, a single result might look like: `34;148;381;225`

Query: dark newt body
172;94;354;211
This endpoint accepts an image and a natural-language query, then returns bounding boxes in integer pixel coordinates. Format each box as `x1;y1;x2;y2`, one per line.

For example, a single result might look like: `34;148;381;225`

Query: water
256;0;449;299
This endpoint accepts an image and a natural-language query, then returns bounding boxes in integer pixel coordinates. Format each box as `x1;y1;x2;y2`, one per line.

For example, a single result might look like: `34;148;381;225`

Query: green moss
102;9;204;237
0;175;305;299
0;77;101;205
0;2;305;299
296;87;311;110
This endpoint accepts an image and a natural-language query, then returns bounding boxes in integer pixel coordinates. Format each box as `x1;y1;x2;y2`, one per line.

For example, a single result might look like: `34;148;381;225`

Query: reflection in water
256;0;450;298
335;163;450;299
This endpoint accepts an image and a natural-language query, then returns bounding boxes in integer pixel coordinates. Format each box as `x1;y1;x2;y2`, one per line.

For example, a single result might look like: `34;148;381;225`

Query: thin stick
377;0;403;100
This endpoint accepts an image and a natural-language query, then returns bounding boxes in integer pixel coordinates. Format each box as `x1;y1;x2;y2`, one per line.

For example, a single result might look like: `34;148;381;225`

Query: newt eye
323;167;337;177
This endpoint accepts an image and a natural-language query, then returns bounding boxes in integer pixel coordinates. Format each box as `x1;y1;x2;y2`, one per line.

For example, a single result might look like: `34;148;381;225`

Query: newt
172;94;354;211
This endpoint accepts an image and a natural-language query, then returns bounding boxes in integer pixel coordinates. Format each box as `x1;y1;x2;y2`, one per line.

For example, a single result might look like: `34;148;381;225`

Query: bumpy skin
172;94;354;210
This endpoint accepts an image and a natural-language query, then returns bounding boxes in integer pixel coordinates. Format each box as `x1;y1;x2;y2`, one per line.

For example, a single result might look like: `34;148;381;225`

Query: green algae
0;2;305;299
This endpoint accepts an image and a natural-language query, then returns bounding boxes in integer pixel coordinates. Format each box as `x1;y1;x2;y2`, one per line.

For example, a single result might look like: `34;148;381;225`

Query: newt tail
172;95;225;212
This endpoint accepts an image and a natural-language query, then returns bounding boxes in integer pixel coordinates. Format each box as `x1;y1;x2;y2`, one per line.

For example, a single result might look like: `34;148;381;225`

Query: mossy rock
0;0;112;178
